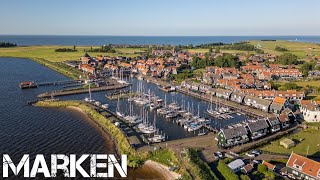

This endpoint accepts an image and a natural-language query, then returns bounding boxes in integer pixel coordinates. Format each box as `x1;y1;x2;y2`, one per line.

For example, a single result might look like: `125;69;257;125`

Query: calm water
0;35;320;46
0;57;163;179
61;77;248;140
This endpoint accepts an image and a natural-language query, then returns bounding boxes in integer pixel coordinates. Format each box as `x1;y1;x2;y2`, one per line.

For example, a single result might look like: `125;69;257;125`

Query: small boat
19;81;38;89
101;104;109;110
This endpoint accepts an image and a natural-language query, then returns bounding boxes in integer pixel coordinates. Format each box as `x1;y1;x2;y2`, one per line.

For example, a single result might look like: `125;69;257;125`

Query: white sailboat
116;96;125;117
84;83;94;102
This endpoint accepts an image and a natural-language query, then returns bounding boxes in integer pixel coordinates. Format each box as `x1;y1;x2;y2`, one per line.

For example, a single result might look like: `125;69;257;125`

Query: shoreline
36;101;174;179
67;106;118;154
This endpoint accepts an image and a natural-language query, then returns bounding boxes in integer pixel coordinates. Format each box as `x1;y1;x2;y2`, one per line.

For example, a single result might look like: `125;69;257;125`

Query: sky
0;0;320;36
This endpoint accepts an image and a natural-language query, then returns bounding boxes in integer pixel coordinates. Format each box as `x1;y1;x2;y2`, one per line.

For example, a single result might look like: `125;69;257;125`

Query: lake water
0;35;320;46
0;57;163;179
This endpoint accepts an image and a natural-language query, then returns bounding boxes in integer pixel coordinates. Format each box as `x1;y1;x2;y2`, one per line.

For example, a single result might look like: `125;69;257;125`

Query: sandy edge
144;160;181;180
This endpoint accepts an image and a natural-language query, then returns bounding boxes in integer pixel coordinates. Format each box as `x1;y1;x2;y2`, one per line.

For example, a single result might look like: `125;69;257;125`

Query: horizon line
1;34;320;37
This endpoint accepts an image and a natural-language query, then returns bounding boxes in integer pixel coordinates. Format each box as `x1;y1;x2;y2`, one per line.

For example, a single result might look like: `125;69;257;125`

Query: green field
249;40;320;59
260;128;320;157
0;46;145;62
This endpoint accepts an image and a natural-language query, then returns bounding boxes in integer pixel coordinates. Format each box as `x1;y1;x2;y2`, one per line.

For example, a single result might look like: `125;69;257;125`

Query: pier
37;80;81;86
37;83;128;98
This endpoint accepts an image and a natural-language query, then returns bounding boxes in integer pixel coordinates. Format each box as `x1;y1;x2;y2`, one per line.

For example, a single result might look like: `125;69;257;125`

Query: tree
300;62;315;76
256;49;264;54
217;160;239;180
277;53;298;65
73;45;76;51
240;174;250;180
275;46;288;52
215;47;221;53
214;54;240;68
209;47;213;53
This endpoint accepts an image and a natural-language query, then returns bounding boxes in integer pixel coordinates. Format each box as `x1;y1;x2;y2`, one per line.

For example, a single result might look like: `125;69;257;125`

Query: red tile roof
286;152;320;178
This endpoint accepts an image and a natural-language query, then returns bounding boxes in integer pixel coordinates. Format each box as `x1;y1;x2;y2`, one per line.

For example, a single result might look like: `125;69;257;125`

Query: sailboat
84;83;94;102
116;96;125;117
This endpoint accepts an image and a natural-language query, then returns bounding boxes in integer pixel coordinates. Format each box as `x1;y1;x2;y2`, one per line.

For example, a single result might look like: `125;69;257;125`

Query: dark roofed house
217;125;249;148
216;88;232;100
286;152;320;180
278;108;295;129
266;117;281;133
230;91;246;104
199;84;210;93
244;95;272;112
246;119;269;140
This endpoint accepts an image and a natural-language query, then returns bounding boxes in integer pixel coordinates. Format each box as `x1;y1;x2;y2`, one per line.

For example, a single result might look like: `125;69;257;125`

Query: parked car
251;150;261;155
216;151;224;158
245;152;257;158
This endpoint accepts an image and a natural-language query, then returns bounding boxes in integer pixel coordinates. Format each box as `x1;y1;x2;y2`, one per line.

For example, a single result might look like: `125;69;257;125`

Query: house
246;119;270;140
276;90;305;100
241;164;254;174
278;108;295;129
199;84;211;93
262;161;276;171
270;97;288;114
228;159;245;173
79;64;96;74
191;82;200;91
300;100;320;122
215;88;232;100
230;91;246;104
243;95;272;112
266;117;281;133
286;152;320;180
217;125;249;148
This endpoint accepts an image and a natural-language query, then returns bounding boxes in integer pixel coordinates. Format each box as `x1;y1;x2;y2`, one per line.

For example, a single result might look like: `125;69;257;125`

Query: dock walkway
37;83;128;98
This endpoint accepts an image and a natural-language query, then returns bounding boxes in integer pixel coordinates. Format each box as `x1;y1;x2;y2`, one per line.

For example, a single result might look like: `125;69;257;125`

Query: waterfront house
286;152;320;180
215;88;232;100
278;108;295;129
246;119;270;140
243;95;272;112
266;117;281;133
181;80;192;90
79;64;96;74
207;87;216;95
230;91;246;104
228;159;245;173
300;100;320;122
191;82;200;91
217;125;249;148
199;84;210;93
270;97;288;114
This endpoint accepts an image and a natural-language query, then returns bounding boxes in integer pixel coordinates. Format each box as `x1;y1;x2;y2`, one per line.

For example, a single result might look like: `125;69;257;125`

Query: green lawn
249;40;320;59
0;46;143;62
260;128;320;157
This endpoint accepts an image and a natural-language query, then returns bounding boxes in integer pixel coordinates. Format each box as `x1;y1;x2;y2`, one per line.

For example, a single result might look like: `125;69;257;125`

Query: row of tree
86;45;116;53
192;54;240;69
0;42;17;48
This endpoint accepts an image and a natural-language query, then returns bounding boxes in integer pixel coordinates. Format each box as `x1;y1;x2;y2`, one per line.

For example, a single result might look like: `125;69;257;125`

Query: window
292;170;298;175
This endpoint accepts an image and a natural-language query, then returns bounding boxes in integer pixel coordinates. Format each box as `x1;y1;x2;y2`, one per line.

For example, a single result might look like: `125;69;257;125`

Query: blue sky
0;0;319;36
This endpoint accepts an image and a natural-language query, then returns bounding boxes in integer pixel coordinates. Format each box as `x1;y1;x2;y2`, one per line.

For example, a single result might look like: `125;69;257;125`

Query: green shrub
217;160;239;180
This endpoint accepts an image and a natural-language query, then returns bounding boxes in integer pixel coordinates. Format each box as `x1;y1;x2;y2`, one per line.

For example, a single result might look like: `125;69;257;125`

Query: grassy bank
260;127;320;157
0;46;145;62
35;100;143;167
185;149;218;180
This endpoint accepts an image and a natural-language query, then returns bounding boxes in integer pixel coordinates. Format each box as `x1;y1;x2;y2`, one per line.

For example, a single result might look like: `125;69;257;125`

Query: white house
300;100;320;122
228;159;245;172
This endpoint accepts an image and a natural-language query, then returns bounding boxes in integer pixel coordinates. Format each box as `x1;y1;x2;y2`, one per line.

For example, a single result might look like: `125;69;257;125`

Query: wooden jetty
37;80;80;86
37;83;128;98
